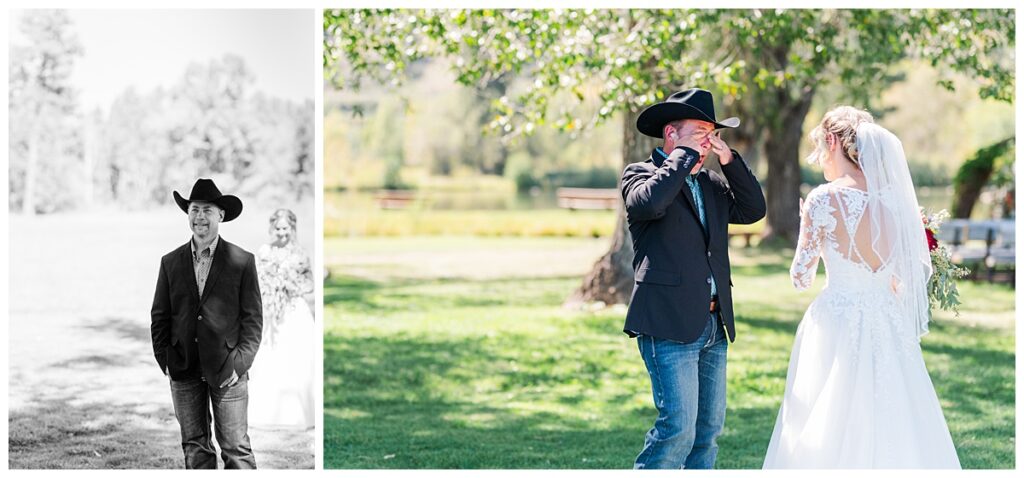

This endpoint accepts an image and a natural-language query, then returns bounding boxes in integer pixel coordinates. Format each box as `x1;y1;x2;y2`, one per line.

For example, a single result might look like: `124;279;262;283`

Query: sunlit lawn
323;236;1014;469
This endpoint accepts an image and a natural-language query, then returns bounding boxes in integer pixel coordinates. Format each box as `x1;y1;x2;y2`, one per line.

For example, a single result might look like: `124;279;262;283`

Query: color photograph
321;8;1015;469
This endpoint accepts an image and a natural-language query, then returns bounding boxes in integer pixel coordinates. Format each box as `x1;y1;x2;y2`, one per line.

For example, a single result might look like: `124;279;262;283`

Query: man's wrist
719;149;738;165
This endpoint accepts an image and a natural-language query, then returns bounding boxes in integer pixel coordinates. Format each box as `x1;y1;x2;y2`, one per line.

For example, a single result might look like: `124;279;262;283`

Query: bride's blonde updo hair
269;208;298;239
806;106;874;167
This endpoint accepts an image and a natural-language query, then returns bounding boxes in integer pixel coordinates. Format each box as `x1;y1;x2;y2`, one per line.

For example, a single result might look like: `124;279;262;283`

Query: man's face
674;119;715;156
670;119;715;174
188;201;224;240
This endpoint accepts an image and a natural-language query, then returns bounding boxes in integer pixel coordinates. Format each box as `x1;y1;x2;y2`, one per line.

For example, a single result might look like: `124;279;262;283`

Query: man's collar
191;235;220;258
651;147;668;167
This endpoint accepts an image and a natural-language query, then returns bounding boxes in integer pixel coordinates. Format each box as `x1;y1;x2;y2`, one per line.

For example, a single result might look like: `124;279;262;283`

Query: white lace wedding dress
762;181;960;468
248;243;316;429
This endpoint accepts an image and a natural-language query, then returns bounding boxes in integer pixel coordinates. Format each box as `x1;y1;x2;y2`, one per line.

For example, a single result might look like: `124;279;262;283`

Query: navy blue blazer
151;237;263;385
621;147;766;343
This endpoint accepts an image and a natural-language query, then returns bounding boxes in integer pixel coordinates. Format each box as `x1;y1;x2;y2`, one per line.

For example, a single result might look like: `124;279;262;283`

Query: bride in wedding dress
762;107;960;468
248;209;316;430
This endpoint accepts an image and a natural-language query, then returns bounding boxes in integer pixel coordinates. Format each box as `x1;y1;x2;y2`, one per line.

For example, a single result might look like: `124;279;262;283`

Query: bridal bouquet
259;250;312;322
922;209;969;317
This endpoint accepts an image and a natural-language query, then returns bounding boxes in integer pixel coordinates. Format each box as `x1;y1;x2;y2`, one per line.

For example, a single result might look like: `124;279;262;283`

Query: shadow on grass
80;315;152;343
324;300;642;468
921;322;1016;469
9;394;315;470
923;328;1016;367
10;314;315;470
324;330;787;469
8;395;181;469
325;332;613;468
737;314;800;334
10;314;193;469
324;273;585;316
324;269;1014;469
48;317;155;374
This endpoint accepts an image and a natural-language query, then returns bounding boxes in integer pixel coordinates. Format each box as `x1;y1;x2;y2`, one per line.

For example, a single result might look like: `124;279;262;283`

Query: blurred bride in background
249;209;315;430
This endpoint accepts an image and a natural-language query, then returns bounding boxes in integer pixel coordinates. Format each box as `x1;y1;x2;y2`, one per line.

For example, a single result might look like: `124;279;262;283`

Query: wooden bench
984;221;1015;286
728;221;764;248
556;188;620;210
944;219;1015;286
375;190;416;210
728;231;757;248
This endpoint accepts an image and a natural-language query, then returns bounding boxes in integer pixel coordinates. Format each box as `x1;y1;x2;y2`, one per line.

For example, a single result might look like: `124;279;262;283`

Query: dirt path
8;210;314;469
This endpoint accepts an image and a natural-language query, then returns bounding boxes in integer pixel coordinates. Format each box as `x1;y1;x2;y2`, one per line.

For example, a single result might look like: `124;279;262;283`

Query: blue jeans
634;314;728;469
169;374;256;469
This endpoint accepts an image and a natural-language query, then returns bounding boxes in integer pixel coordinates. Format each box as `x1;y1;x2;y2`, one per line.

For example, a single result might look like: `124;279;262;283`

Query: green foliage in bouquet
923;209;970;317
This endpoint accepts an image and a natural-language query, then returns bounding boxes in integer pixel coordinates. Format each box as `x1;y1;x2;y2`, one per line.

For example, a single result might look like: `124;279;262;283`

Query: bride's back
791;183;903;291
793;106;933;338
823;184;896;273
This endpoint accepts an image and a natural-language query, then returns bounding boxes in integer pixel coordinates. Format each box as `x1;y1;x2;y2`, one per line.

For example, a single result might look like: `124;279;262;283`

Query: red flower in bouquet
925;227;938;251
920;209;968;317
922;212;939;251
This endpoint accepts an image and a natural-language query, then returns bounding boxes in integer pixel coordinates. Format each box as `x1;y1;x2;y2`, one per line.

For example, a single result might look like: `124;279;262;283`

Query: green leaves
325;9;727;137
327;8;1012;140
323;4;1015;228
928;244;970;318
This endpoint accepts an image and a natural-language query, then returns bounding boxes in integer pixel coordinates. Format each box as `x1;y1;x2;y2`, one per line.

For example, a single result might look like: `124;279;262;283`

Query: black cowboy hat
636;88;740;138
173;178;243;222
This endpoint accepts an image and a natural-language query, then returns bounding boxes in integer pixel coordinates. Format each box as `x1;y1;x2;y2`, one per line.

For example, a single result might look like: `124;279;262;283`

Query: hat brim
173;191;243;222
636;102;740;138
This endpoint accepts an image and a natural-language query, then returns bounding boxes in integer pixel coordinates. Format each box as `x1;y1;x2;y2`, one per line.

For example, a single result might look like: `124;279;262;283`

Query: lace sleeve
790;189;834;291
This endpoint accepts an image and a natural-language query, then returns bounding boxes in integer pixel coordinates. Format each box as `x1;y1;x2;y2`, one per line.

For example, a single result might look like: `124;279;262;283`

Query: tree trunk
951;166;992;219
565;211;635;306
723;91;765;174
82;115;96;209
759;89;815;246
22;122;40;216
951;137;1014;218
566;106;655;306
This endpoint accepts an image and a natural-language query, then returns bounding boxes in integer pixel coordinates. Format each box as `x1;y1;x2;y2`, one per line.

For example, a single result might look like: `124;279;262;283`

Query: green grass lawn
323;237;1015;469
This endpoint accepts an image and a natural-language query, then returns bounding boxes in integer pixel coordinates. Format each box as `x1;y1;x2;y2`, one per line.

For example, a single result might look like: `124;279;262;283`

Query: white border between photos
314;5;327;472
2;4;12;475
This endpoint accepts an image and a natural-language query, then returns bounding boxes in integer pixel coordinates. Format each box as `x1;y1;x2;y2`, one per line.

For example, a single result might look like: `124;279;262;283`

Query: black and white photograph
7;9;315;469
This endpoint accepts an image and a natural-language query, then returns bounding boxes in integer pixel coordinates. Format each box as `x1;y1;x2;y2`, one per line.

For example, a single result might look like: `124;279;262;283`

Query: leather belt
709;296;719;313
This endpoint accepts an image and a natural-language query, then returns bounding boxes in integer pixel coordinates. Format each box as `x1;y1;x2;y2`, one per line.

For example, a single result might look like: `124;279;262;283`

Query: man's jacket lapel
698;172;715;243
678;178;702;231
652;150;704;230
179;242;200;304
678;173;709;246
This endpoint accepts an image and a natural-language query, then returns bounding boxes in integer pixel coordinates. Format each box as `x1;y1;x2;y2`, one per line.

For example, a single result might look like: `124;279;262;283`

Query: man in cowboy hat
151;178;263;469
623;88;766;469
